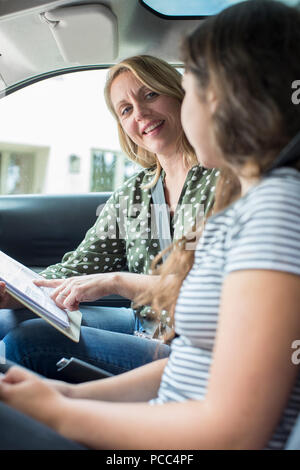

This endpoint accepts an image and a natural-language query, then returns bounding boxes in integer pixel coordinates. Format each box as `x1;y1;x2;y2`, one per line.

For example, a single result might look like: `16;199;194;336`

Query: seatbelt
268;130;300;171
151;175;172;262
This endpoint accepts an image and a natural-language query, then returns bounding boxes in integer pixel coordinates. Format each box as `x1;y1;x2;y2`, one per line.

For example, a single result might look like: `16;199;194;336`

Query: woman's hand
34;272;161;311
0;281;23;310
33;273;118;311
0;366;68;432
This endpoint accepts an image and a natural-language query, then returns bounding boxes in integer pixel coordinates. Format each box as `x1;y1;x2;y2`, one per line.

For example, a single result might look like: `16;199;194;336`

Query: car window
142;0;300;16
0;69;138;195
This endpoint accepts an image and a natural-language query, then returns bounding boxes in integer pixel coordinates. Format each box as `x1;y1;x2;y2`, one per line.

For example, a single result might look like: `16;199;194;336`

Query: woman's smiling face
110;70;182;158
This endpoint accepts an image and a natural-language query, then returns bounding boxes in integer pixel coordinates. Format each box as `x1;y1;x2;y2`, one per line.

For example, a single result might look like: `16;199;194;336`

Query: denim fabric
0;307;39;339
1;306;170;379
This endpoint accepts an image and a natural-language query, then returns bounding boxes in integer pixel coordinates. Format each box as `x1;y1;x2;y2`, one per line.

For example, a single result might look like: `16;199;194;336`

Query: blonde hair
104;55;197;188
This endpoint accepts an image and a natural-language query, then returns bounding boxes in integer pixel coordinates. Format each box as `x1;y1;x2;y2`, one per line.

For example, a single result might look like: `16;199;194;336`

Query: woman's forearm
112;272;160;300
70;358;168;402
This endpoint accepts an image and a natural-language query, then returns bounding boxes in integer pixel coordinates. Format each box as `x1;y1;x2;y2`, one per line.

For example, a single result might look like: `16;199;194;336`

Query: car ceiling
0;0;202;94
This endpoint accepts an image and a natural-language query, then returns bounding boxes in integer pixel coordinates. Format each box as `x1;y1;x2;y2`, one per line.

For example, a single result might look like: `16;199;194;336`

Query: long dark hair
183;0;300;171
135;0;300;333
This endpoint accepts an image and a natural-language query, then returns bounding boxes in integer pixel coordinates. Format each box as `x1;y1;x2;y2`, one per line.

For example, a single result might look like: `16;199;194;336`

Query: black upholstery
0;192;130;307
0;193;111;268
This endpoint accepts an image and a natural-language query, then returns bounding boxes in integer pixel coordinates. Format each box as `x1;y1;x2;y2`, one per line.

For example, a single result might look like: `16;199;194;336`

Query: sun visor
41;4;117;65
0;72;6;95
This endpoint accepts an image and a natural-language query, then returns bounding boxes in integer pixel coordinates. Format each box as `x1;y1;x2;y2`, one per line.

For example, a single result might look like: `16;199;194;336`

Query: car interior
0;0;200;306
0;0;299;450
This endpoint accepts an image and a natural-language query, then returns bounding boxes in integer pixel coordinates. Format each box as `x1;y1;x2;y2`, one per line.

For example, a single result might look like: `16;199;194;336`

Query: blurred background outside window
0;69;138;195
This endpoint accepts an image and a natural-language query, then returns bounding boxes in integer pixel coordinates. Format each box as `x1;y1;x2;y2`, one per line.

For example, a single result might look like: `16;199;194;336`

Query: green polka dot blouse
41;165;219;333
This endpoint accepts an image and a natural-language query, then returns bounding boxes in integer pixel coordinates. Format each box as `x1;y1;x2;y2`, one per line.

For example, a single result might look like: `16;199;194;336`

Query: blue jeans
1;306;170;379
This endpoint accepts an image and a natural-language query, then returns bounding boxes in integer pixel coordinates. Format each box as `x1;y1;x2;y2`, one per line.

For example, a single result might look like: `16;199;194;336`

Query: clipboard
0;250;81;342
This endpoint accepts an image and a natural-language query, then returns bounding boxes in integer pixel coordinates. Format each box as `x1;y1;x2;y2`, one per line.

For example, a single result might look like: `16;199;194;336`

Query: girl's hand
0;366;68;431
44;378;77;398
33;273;117;311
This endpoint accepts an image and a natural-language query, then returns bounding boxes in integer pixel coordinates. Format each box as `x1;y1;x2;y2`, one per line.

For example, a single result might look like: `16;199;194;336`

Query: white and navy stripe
151;168;300;450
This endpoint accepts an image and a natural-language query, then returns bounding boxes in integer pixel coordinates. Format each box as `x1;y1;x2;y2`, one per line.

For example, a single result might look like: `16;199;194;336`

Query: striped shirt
152;167;300;450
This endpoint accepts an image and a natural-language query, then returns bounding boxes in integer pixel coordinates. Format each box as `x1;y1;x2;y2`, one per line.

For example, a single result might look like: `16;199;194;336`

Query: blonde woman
0;55;217;378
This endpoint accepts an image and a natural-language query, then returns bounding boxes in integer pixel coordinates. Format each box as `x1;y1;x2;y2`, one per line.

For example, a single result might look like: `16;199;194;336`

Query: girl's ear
207;88;218;114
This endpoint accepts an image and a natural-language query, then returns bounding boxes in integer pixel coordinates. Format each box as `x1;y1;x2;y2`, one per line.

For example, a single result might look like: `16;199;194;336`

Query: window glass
142;0;299;16
0;69;138;195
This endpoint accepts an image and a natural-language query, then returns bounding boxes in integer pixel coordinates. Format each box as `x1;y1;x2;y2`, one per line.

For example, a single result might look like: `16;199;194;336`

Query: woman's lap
0;305;137;340
4;308;169;379
0;308;37;340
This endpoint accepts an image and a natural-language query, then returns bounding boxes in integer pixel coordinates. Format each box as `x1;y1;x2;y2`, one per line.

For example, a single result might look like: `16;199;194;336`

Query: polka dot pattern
41;166;219;329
